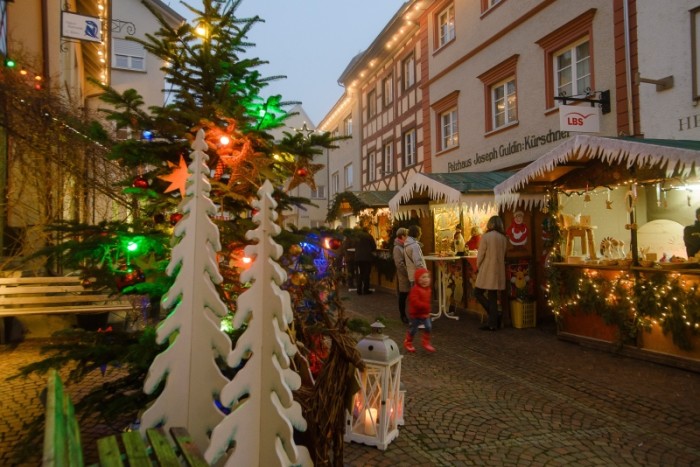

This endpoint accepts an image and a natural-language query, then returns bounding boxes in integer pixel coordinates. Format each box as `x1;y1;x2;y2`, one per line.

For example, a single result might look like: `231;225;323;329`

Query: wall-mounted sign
61;12;102;43
559;104;600;133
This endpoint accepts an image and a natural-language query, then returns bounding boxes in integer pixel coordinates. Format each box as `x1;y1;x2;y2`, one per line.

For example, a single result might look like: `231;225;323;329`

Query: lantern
345;321;403;450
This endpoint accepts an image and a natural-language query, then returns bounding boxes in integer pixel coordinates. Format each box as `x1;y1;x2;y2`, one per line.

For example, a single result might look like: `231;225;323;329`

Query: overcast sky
170;1;404;126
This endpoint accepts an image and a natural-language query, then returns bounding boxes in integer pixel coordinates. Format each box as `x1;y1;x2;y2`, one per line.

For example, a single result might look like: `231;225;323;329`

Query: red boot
403;333;416;353
422;333;436;352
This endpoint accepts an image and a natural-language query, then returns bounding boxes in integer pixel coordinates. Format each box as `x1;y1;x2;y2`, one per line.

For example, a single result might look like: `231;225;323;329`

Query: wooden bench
43;369;208;467
0;277;134;343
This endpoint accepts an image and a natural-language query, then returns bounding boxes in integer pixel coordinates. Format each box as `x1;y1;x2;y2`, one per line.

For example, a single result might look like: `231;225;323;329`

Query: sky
170;1;405;127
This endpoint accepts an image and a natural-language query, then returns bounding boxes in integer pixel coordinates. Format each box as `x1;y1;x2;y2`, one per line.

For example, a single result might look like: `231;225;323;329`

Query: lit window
344;164;353;189
491;78;517;129
331;172;340;195
477;55;518;133
112;38;146;72
403;53;415;90
440;109;458;150
554;39;590;99
403;129;416;167
437;5;455;48
383;142;393;175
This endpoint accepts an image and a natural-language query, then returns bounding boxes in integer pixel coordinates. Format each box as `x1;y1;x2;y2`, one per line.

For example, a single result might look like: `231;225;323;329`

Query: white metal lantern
344;321;403;450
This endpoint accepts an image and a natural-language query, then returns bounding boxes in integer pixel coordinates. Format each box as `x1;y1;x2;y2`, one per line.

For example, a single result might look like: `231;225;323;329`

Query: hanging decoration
158;155;190;197
606;188;613;209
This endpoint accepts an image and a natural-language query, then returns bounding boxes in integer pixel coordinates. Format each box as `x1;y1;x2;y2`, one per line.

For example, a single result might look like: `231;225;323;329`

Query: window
367;89;377;118
344;164;353;189
403;129;416;167
331;172;340;195
403;52;416;90
383;75;393;106
368;152;376;182
331;127;339;138
536;9;596;109
343;115;353;136
437;5;455;49
112;38;146;71
310;185;325;199
432;90;459;152
491;78;517;129
478;55;518;133
383;141;393;175
554;39;590;100
481;0;503;13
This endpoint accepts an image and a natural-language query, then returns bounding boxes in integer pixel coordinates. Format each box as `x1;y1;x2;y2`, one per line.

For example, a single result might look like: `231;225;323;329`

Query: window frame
491;77;517;130
403;129;417;167
112;37;147;72
367;88;377;119
432;90;460;153
383;74;393;107
310;185;326;199
367;152;376;182
343;114;353;136
402;52;416;91
693;7;700;102
477;55;519;134
344;164;353;189
536;9;596;110
383;141;394;175
436;3;456;50
480;0;504;14
331;172;340;195
553;37;591;102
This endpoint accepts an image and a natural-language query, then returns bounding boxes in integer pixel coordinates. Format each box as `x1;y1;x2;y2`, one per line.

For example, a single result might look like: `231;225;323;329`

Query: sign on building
559;105;600;133
61;12;102;43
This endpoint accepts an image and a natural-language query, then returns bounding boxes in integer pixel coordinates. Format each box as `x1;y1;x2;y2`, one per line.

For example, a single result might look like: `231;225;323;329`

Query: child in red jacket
404;268;436;353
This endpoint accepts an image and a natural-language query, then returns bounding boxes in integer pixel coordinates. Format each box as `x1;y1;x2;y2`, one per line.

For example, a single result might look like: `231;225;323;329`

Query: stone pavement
1;289;700;466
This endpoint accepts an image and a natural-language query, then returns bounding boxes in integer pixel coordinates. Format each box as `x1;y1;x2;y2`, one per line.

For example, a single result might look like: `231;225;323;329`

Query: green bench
42;369;208;466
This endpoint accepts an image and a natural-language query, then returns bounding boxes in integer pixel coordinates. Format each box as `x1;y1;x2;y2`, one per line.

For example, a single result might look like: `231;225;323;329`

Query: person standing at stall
404;225;426;287
453;226;466;256
354;226;377;295
474;215;507;331
466;226;482;251
392;228;411;324
683;207;700;258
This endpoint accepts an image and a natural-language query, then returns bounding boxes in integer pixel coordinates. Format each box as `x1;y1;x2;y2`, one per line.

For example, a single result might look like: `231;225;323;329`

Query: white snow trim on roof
394;205;431;220
494;135;699;201
389;172;461;214
495;193;549;211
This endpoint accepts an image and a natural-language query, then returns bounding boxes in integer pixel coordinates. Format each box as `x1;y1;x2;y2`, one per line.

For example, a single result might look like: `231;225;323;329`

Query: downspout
41;0;49;82
623;0;635;136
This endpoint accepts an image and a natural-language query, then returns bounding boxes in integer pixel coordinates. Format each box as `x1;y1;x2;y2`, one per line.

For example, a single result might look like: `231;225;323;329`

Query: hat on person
414;268;430;282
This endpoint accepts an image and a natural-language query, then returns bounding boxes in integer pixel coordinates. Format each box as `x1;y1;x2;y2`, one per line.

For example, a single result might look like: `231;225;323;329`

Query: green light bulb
127;241;138;252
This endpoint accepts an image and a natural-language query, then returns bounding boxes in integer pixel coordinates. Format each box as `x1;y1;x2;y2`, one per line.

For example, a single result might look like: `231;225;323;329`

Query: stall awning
494;135;700;210
389;172;515;219
326;190;397;222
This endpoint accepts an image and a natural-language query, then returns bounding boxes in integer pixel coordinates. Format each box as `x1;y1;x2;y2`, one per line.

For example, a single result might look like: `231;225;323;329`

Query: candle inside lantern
364;408;378;436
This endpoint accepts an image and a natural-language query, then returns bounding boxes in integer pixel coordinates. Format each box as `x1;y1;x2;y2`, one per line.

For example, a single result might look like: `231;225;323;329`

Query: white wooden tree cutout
206;180;312;466
141;129;232;450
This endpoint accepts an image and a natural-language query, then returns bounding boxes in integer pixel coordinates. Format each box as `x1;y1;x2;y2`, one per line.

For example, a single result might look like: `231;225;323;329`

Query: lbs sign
559;104;600;133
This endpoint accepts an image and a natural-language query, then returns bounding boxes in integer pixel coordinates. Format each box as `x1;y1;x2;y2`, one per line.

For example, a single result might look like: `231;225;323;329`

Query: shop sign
447;129;570;173
559;105;600;133
61;12;102;43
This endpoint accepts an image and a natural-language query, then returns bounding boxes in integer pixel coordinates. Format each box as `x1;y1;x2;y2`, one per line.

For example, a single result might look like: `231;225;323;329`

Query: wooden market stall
388;172;540;325
494;134;700;371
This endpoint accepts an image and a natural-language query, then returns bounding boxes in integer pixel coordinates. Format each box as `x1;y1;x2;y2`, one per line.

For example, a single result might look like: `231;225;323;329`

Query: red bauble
132;176;148;188
115;266;144;291
169;212;183;225
328;238;342;250
296;167;309;178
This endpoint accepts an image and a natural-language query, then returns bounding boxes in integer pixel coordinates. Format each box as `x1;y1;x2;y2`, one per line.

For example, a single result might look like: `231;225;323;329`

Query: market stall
494;134;700;370
388;172;536;322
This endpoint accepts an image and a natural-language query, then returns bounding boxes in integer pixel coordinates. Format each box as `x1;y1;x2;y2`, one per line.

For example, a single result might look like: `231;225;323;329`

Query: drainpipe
623;0;635;136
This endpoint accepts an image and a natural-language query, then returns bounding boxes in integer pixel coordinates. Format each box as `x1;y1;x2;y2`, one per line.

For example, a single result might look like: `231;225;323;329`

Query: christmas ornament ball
132;176;148;188
170;212;183;225
288;244;302;256
328;237;342;250
290;271;308;286
296;167;309;178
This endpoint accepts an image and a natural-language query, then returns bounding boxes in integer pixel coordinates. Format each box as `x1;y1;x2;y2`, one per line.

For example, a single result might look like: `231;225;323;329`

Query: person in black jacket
684;207;700;258
354;226;377;295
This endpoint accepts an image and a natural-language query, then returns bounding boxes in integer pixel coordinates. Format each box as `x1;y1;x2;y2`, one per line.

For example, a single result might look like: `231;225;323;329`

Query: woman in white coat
474;215;507;331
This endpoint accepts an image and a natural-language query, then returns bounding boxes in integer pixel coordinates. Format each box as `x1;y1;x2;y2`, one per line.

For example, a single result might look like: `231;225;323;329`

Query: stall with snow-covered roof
388;172;538;324
494;134;700;370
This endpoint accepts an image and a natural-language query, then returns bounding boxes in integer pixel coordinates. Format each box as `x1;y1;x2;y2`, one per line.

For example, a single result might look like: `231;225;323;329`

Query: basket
511;300;536;329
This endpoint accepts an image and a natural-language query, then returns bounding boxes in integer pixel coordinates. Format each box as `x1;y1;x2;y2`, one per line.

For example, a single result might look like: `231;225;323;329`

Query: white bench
0;277;134;343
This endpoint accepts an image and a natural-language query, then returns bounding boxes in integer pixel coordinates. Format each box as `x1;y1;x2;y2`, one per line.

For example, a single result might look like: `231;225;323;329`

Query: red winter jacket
408;268;432;319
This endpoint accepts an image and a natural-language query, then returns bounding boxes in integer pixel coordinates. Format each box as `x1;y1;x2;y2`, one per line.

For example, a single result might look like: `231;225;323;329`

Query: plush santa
507;210;528;246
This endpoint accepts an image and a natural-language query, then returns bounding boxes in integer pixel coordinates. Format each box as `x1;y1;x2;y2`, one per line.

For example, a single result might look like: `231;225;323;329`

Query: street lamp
344;321;403;450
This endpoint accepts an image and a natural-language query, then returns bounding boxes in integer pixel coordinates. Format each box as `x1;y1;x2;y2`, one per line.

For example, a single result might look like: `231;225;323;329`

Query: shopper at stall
453;226;466;256
340;230;357;290
684;207;700;258
466;226;482;251
354;226;377;295
393;228;411;324
404;225;426;286
474;215;508;331
404;267;436;353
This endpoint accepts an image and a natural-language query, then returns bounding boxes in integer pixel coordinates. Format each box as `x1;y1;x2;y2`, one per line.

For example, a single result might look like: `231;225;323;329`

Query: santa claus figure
507;210;528;246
